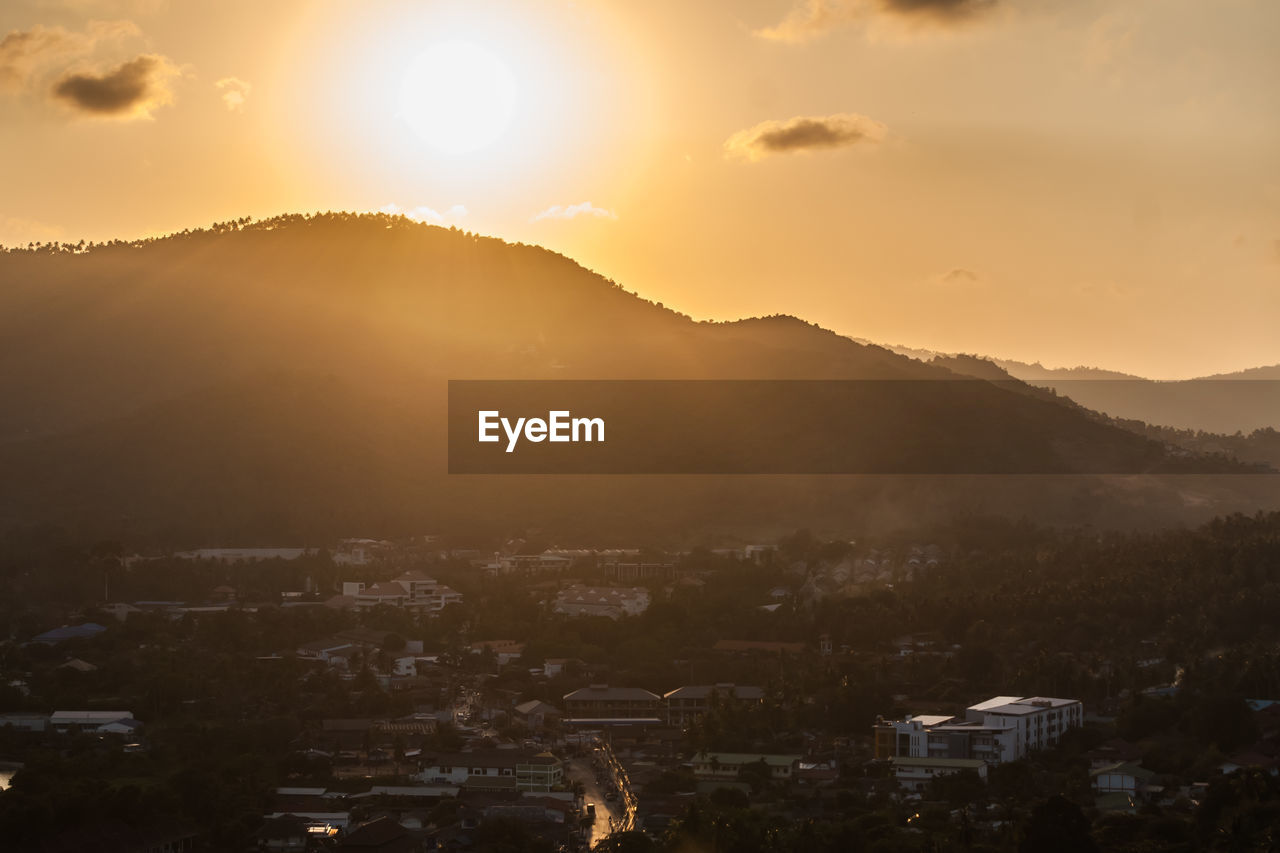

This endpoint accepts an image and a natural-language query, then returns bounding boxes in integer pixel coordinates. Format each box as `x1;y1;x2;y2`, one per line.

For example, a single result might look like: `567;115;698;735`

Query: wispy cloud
52;53;179;118
754;0;861;44
379;203;468;224
531;202;617;222
724;113;886;162
755;0;998;43
939;268;979;285
215;76;250;111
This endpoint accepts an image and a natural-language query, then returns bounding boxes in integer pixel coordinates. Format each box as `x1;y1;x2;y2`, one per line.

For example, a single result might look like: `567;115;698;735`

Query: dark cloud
878;0;996;22
52;54;176;117
755;0;998;42
0;21;137;90
725;113;885;162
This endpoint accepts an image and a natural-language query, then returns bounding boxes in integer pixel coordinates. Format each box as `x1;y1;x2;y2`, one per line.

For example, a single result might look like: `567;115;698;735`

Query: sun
398;41;517;155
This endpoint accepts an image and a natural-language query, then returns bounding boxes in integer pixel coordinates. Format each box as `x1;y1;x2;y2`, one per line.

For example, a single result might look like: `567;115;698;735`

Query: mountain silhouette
0;213;1272;545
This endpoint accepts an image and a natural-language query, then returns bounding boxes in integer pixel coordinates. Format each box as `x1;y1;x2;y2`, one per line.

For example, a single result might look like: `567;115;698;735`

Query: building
1092;762;1155;795
0;712;48;732
874;696;1084;765
562;685;662;724
30;623;107;645
470;640;526;666
416;750;563;792
664;684;765;727
553;586;650;620
712;640;806;655
49;711;134;732
891;756;988;791
174;547;313;562
691;753;800;781
513;700;562;729
340;571;462;614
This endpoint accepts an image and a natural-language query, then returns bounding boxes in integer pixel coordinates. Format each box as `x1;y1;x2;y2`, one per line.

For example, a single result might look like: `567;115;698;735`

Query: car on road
585;802;596;820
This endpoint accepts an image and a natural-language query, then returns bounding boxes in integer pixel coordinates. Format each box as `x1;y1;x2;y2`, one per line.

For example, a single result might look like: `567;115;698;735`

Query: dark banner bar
448;380;1276;475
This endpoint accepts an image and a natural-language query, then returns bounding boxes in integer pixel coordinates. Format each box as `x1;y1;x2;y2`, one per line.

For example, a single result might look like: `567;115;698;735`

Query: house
542;658;571;678
57;658;98;673
664;684;764;727
98;717;144;736
1219;752;1280;776
415;750;564;792
712;640;806;655
562;685;662;724
341;572;462;614
30;623;107;644
297;637;358;665
553;586;650;620
256;814;310;852
337;816;417;852
516;753;565;792
0;712;48;732
692;752;800;781
210;585;237;602
497;553;575;576
174;547;313;562
1092;762;1156;794
891;756;988;791
49;711;134;732
513;700;562;729
874;695;1084;765
101;603;142;622
470;640;526;666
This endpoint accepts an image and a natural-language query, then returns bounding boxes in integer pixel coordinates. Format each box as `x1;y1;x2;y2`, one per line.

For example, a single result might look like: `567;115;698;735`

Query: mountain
867;343;1279;435
0;213;1273;545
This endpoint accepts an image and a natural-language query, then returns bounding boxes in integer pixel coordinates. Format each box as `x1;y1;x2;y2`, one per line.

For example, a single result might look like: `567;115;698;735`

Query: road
566;747;630;847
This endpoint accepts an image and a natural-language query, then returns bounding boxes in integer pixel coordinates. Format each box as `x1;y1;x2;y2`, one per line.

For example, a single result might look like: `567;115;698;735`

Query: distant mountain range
0;213;1274;545
864;342;1280;435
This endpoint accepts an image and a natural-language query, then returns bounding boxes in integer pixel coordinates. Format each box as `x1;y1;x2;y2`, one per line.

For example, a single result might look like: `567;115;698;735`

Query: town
1;515;1279;851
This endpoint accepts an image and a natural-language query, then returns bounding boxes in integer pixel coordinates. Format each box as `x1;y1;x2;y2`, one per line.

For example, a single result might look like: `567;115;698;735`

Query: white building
875;696;1083;765
340;571;462;614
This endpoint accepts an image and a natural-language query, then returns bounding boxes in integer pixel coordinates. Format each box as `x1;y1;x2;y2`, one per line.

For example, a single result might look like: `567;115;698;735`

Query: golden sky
1;0;1277;379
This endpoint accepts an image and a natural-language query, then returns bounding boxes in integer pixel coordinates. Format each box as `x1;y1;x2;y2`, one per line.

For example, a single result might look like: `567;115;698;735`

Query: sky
1;0;1277;379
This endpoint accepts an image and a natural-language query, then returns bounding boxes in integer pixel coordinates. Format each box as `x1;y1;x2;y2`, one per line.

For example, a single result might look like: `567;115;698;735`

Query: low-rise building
563;685;662;724
49;710;134;732
664;684;765;727
691;752;800;781
553;586;650;620
891;756;988;791
340;571;462;614
416;750;563;792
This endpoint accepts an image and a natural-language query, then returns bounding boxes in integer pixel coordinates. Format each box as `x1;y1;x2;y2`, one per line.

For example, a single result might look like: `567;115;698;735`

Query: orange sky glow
1;0;1277;379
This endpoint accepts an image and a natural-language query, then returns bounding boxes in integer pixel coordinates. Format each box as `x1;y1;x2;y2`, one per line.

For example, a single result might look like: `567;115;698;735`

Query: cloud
0;20;138;90
724;113;885;162
878;0;996;22
52;53;178;118
755;0;997;43
939;268;979;284
531;202;617;222
215;76;250;111
754;0;862;43
379;203;468;224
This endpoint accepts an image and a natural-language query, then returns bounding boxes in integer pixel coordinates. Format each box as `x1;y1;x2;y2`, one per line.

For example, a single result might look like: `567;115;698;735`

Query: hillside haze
0;213;1273;545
